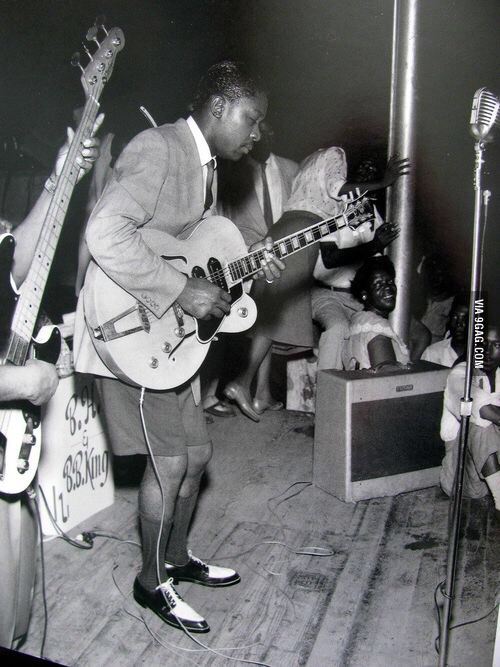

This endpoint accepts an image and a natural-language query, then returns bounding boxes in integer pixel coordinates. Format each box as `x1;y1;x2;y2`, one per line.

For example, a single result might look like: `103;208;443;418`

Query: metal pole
386;0;419;343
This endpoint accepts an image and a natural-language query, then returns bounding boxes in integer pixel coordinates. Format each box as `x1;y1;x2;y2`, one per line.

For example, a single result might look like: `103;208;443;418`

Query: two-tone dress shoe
133;577;210;633
165;551;241;587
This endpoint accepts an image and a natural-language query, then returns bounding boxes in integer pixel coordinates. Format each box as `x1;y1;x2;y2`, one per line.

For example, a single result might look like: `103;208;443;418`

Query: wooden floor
15;409;500;666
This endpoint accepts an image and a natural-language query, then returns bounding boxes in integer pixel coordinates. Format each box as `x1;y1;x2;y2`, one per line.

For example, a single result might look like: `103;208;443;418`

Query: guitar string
207;199;371;285
11;92;102;349
136;200;373;327
1;37;123;489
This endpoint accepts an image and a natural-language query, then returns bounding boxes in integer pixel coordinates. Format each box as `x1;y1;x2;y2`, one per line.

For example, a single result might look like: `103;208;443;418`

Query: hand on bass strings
176;277;232;320
53;113;105;183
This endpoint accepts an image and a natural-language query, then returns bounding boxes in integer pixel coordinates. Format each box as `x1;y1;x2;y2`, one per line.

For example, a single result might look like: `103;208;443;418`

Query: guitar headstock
72;21;125;98
346;196;377;232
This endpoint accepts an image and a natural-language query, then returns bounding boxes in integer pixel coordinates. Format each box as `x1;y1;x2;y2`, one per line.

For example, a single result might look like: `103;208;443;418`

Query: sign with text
38;373;114;537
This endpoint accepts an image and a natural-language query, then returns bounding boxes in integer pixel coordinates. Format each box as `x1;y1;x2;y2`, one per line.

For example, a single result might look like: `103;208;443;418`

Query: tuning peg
81;43;93;60
71;52;84;73
86;25;100;47
94;15;108;35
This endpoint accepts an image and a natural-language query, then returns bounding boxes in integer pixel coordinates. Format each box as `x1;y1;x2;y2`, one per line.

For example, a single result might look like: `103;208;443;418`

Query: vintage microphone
470;87;500;142
438;88;498;666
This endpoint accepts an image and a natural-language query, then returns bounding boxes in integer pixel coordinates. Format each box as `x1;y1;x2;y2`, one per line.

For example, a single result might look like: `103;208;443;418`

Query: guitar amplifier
313;363;450;502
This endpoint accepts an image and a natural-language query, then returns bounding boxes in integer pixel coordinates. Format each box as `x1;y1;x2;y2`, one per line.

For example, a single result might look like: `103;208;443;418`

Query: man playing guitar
74;61;284;632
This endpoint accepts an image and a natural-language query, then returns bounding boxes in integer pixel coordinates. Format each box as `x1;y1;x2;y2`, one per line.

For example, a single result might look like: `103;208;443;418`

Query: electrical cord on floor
112;565;274;667
215;480;334;566
38;486;141;548
38;485;93;549
137;391;275;667
434;579;499;655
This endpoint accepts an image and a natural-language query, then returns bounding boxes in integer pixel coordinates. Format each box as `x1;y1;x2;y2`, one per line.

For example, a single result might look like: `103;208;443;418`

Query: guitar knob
162;342;172;353
174;327;185;338
237;307;248;318
149;357;159;369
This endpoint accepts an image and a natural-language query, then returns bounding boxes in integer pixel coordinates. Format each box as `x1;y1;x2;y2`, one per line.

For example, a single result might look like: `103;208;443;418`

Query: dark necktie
204;158;215;212
260;162;273;229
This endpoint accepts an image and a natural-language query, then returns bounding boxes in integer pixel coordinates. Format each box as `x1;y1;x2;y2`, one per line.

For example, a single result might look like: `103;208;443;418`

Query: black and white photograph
0;1;499;665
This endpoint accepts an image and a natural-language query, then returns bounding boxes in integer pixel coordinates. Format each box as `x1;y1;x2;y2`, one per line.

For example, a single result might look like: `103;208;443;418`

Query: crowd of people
1;59;498;651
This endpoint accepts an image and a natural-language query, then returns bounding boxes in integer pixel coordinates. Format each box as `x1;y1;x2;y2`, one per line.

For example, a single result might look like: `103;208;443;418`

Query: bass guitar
0;23;124;495
83;197;375;391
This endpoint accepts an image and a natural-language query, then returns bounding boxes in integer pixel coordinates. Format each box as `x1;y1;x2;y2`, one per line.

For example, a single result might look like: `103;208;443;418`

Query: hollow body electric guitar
84;197;375;391
0;24;124;495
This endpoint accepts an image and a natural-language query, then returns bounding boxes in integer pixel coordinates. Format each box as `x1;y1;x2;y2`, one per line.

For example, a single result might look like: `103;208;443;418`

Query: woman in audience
342;255;411;371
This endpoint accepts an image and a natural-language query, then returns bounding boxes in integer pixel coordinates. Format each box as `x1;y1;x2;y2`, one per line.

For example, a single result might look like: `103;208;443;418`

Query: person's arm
320;222;400;269
338;156;410;198
367;334;398;368
11;115;103;286
86;130;233;322
0;359;59;405
479;403;500;426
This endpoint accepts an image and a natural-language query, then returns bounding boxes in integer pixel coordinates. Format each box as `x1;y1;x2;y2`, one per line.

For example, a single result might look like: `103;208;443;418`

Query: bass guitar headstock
71;17;125;98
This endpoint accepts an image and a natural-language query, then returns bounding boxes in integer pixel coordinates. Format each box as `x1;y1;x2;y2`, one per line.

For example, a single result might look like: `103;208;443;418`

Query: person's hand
381;156;410;187
374;222;400;250
23;359;59;405
176;277;232;320
249;236;285;284
54;113;105;182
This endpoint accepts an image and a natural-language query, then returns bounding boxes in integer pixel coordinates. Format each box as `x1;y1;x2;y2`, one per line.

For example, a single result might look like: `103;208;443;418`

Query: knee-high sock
137;457;179;590
138;515;172;590
485;469;500;510
164;489;200;566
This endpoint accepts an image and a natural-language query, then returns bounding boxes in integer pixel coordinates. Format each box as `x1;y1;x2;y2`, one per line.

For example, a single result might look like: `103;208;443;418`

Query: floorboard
12;409;499;667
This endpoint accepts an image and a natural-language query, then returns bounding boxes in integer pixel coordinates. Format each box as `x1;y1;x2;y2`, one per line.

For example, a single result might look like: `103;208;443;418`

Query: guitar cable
137;388;274;666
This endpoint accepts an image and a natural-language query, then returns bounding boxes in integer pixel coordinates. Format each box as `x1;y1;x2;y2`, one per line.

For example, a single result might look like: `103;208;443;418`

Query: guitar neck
7;96;101;365
226;198;375;284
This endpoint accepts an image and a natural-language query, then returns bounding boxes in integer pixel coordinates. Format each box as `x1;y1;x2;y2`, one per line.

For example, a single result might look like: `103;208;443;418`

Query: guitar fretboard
226;198;375;283
6;98;101;366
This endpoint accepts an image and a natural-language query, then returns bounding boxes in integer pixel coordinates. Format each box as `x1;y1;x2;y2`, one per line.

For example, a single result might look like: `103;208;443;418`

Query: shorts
94;377;209;457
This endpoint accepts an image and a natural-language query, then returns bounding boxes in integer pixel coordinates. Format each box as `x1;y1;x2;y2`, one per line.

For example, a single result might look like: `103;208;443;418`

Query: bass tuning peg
94;15;108;35
86;25;100;47
71;52;84;73
81;43;93;60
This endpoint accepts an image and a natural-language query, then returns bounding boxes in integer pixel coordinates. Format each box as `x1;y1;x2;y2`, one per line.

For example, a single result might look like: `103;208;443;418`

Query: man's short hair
191;60;265;112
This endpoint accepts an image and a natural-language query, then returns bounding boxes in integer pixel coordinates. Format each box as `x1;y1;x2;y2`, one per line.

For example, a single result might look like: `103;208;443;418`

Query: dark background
1;0;499;320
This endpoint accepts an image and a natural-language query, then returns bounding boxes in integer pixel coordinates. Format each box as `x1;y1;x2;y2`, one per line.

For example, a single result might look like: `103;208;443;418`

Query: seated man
439;324;500;512
421;291;469;367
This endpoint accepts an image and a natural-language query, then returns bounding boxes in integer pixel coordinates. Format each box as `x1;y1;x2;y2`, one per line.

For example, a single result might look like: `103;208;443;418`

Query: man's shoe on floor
165;551;241;587
133;577;210;633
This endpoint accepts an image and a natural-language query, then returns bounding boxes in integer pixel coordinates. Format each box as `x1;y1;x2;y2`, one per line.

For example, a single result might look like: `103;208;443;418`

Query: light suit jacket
74;118;214;378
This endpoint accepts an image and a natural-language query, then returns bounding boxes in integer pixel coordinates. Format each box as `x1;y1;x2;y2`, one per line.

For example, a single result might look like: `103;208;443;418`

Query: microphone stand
438;138;489;666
